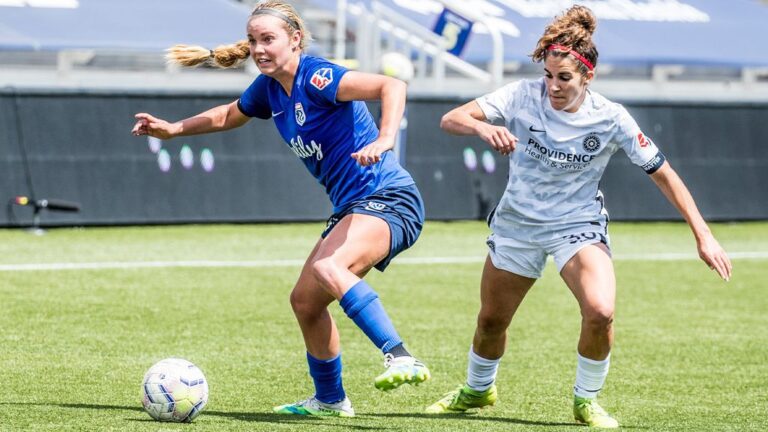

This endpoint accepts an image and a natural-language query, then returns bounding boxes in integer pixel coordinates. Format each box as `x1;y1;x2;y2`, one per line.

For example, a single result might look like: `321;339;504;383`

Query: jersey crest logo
582;134;601;153
310;68;334;90
364;201;387;212
637;132;648;148
294;102;306;126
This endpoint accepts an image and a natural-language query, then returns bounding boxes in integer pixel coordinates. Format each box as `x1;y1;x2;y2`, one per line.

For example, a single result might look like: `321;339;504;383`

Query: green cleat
374;354;431;391
573;396;619;428
425;384;497;414
273;396;355;417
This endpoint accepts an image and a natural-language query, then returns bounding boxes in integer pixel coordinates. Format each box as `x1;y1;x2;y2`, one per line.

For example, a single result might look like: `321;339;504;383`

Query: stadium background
1;2;766;431
1;0;766;226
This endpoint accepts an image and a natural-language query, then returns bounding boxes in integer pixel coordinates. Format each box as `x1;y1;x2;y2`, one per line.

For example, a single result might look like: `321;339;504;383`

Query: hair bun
567;5;597;35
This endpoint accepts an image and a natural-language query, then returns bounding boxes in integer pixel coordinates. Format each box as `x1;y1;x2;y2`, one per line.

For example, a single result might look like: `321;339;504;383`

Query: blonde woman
132;0;429;417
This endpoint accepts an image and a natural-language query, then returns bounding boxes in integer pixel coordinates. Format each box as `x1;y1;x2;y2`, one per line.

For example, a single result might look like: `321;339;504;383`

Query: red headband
547;44;594;71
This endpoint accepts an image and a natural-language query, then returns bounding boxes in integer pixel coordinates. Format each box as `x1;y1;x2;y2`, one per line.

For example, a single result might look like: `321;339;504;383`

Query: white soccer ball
141;358;209;422
380;51;415;82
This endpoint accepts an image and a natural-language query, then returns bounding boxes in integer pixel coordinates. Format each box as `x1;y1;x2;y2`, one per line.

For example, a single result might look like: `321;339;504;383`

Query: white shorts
486;220;611;279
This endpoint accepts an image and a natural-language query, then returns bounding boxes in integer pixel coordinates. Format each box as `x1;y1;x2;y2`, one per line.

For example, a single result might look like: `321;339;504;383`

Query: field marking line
0;251;766;272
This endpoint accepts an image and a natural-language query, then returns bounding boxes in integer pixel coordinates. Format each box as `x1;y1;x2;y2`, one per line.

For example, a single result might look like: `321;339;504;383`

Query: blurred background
1;0;766;227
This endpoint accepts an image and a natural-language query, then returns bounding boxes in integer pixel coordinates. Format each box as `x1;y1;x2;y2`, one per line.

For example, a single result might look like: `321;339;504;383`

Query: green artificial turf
0;221;765;431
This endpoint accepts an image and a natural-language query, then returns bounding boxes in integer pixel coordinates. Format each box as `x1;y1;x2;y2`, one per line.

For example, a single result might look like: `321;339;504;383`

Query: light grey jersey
476;77;665;232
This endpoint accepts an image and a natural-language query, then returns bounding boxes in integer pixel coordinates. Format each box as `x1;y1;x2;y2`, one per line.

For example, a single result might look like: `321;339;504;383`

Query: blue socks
307;352;345;404
306;281;406;403
339;280;403;353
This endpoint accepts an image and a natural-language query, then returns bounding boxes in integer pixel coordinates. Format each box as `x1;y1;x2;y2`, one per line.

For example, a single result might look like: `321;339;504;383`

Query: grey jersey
477;78;665;231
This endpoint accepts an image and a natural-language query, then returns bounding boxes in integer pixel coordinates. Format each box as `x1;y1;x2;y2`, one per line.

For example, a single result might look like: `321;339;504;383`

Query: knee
582;305;614;331
289;289;322;319
476;311;510;337
311;258;340;289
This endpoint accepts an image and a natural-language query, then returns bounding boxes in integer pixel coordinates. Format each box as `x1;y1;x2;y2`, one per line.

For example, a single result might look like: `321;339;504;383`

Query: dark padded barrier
0;88;765;227
0;89;331;227
408;99;768;222
601;103;768;220
0;93;31;223
404;101;507;220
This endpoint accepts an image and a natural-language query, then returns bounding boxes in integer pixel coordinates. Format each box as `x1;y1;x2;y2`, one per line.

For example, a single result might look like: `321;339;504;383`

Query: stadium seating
1;0;767;100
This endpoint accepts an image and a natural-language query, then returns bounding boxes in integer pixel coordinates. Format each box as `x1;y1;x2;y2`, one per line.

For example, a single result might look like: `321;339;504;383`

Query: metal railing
337;0;504;89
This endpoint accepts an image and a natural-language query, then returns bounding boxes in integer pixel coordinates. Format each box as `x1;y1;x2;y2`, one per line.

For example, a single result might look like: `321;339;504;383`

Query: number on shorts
563;232;599;244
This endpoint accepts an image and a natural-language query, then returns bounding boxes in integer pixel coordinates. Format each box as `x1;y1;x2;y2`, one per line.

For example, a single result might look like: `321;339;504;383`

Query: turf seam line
0;251;766;272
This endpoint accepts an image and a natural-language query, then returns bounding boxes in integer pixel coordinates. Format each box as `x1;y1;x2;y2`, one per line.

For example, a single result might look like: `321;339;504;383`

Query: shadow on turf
0;402;648;429
0;402;143;412
367;412;578;427
192;410;386;430
365;413;648;429
0;402;383;430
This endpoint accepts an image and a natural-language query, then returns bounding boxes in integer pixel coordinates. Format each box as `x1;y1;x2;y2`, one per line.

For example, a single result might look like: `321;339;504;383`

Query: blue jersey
237;54;414;212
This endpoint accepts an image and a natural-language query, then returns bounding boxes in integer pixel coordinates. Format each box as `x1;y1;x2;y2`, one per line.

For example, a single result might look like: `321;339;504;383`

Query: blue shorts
322;184;424;272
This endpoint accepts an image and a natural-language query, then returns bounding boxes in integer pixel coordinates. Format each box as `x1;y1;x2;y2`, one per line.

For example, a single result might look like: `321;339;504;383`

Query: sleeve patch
637;132;648;148
642;151;666;174
310;68;334;90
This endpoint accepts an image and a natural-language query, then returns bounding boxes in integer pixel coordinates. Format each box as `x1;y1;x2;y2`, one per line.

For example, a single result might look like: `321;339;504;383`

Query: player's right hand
131;113;181;140
478;124;517;155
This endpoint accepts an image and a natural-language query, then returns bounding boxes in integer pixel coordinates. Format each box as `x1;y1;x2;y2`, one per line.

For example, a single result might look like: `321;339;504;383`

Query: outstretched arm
440;101;517;155
336;71;406;166
131;100;250;140
650;161;732;281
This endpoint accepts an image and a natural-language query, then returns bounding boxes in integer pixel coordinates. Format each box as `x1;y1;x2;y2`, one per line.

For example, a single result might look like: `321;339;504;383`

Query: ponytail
166;41;250;69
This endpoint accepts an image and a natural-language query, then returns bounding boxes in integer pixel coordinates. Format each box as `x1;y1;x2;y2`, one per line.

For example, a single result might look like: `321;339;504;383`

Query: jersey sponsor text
524;138;595;170
289;135;323;161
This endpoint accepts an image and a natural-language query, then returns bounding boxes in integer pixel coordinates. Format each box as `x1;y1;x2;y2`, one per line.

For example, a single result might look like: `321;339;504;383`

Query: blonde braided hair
165;0;312;69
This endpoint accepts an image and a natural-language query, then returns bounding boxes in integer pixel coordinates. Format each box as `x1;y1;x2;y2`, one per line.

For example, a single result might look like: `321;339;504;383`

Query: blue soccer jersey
237;54;414;212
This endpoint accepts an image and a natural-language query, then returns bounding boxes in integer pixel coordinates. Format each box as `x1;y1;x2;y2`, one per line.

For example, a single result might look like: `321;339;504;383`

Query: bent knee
289;289;325;318
582;306;614;329
311;258;341;287
476;312;511;336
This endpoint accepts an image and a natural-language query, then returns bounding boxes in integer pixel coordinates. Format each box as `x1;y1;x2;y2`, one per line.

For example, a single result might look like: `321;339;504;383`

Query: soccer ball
380;51;415;82
141;358;209;422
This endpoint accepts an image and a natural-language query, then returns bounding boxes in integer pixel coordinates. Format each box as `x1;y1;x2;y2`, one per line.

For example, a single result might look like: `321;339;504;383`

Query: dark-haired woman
425;5;731;428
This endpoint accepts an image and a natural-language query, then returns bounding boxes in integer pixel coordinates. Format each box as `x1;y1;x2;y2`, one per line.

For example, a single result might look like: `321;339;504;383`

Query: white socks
573;352;610;399
466;346;500;392
465;348;610;397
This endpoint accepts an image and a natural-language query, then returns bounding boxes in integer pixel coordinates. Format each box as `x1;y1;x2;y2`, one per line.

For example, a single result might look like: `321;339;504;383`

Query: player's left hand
697;234;732;281
351;137;394;166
